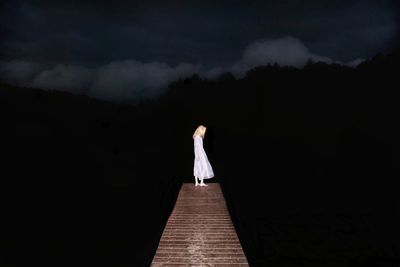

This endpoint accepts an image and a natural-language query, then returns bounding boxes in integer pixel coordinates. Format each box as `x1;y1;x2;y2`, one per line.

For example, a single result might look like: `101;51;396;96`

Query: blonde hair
193;125;206;139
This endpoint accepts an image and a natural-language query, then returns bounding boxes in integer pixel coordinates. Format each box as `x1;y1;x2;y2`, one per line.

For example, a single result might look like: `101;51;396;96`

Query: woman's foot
199;177;208;186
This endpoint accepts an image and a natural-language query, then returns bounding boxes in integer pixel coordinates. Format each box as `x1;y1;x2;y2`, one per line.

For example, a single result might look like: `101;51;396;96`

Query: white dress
193;135;215;179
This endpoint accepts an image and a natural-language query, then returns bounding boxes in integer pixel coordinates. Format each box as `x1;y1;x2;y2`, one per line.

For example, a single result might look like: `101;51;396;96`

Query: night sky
1;0;399;102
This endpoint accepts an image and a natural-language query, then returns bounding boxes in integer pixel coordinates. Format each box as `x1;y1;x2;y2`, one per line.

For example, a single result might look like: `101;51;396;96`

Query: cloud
0;59;201;103
0;60;45;86
89;60;201;102
344;58;366;67
0;36;363;102
202;36;340;79
243;36;333;67
31;64;95;94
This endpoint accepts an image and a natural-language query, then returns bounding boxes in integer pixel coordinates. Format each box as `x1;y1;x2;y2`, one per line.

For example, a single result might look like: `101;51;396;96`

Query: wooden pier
151;183;249;266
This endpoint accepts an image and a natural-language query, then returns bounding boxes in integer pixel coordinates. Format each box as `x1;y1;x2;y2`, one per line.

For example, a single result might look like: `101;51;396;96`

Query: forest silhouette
1;48;398;266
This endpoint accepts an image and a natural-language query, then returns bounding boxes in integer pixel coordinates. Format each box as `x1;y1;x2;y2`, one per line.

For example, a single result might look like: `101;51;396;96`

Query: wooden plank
151;183;249;266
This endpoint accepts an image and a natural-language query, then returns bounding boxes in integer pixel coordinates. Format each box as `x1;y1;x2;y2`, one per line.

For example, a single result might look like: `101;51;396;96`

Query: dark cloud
89;60;201;102
1;0;398;65
204;36;363;79
0;0;398;101
0;59;202;103
241;37;333;68
0;60;46;86
31;64;94;94
0;36;365;102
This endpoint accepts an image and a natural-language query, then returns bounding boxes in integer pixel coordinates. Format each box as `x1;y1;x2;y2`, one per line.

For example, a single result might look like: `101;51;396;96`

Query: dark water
216;135;399;267
2;139;181;267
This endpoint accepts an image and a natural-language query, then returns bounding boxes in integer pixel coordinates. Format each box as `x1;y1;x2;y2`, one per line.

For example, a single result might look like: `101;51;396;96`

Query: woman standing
193;125;215;186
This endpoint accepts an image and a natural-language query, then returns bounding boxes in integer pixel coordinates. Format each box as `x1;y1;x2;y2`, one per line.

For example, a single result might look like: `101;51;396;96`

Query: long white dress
193;135;215;179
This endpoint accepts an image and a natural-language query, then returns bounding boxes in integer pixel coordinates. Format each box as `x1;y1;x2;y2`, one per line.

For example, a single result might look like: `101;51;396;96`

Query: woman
193;125;215;186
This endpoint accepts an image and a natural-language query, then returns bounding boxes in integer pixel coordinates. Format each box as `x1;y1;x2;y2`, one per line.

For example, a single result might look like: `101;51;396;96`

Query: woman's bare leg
194;176;199;186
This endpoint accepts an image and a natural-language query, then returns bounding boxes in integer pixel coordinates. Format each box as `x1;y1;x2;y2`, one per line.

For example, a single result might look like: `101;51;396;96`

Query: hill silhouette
1;48;399;266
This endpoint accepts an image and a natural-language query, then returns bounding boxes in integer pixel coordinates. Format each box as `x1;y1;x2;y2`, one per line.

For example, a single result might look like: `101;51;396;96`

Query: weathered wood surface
151;183;249;266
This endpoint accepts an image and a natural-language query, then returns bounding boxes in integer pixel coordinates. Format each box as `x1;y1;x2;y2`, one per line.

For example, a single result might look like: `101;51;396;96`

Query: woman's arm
194;137;201;161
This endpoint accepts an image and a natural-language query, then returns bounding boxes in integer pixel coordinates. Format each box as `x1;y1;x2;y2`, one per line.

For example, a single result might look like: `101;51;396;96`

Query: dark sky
1;0;399;102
